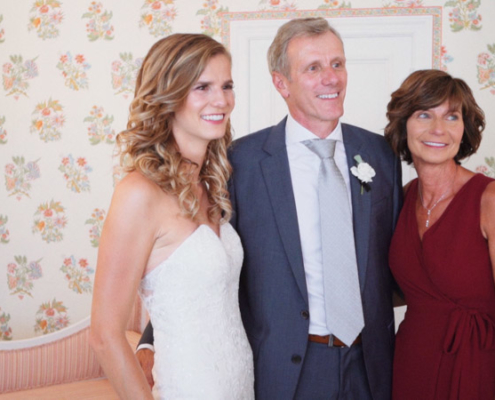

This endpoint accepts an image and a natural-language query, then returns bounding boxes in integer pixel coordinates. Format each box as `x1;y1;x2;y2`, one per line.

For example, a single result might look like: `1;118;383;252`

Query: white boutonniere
350;155;375;194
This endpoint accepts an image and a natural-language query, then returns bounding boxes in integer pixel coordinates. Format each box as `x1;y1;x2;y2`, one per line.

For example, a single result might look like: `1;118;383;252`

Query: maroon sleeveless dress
389;174;495;400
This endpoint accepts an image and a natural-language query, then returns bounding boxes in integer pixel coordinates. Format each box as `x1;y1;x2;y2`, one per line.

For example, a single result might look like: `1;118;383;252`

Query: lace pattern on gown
139;223;254;400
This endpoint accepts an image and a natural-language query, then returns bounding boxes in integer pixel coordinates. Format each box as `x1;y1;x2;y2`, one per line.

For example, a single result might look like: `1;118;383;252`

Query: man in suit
137;17;402;399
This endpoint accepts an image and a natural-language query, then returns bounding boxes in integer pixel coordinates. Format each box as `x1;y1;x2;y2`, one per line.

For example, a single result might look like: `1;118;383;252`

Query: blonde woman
90;34;254;399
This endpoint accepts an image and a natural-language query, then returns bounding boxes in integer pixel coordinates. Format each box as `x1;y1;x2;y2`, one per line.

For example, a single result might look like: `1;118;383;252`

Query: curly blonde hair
117;33;233;222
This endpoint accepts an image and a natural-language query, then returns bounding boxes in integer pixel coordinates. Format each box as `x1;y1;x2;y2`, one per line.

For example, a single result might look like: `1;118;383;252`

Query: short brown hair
267;17;343;78
384;69;485;164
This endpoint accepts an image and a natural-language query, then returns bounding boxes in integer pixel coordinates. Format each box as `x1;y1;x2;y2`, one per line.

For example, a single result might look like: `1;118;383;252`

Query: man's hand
136;348;155;388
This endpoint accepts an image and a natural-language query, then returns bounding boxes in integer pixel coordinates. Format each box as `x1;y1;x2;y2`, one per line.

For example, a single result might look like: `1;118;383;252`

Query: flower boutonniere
350;155;376;194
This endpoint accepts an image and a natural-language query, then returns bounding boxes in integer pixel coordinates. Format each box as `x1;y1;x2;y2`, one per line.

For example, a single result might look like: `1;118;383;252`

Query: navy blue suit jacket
228;118;403;400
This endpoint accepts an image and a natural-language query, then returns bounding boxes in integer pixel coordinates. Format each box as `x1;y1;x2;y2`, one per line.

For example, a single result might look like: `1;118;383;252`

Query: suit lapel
343;124;371;291
260;119;308;303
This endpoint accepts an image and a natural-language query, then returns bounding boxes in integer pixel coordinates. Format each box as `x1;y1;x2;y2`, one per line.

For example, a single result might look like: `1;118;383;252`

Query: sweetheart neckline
142;223;230;279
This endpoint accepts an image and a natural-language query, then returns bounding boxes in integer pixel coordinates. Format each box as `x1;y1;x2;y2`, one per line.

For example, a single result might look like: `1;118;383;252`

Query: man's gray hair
267;17;343;78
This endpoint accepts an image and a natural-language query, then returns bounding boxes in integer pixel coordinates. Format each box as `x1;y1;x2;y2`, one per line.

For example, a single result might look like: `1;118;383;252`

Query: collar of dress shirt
285;114;343;146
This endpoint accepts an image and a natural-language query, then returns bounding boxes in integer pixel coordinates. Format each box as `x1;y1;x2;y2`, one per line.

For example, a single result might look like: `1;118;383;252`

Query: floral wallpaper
0;0;494;340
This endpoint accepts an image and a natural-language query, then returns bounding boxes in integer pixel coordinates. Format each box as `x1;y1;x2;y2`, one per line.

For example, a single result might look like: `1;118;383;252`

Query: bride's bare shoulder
114;171;173;203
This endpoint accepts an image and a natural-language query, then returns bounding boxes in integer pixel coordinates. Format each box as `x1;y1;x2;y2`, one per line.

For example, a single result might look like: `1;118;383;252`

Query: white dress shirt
285;114;353;335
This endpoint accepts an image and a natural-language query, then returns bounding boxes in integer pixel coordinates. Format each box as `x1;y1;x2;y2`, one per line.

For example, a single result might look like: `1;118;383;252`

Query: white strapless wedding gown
139;223;254;399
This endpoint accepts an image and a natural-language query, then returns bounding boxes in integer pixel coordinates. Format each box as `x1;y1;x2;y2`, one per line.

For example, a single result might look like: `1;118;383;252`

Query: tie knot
302;139;336;160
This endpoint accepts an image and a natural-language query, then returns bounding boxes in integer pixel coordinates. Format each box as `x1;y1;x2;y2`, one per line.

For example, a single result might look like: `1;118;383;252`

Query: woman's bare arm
90;173;160;400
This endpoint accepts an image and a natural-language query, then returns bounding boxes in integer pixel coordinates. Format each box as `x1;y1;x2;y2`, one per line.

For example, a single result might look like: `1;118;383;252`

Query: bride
90;33;254;399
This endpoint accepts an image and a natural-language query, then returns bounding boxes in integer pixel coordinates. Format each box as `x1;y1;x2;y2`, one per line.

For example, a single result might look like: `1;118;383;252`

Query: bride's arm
90;172;158;400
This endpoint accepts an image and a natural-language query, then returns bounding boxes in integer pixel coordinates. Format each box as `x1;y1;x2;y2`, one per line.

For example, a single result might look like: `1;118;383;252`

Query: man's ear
272;71;290;99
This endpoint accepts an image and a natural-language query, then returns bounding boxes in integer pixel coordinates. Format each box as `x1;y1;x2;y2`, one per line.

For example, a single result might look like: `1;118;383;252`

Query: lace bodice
140;223;254;399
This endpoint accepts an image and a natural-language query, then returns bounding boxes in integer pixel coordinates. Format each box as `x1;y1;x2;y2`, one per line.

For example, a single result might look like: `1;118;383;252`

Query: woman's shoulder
113;171;176;212
481;179;495;203
459;171;495;196
480;179;495;239
117;170;156;190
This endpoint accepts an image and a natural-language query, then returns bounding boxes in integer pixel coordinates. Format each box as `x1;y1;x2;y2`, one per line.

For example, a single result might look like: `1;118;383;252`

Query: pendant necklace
418;167;457;228
419;191;447;228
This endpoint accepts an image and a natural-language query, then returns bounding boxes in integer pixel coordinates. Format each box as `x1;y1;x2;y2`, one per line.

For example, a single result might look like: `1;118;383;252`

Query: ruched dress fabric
139;223;254;400
389;174;495;400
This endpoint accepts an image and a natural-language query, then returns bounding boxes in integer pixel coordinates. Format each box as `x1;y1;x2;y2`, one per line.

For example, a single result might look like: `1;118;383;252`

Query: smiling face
272;31;347;138
172;54;234;156
406;101;464;168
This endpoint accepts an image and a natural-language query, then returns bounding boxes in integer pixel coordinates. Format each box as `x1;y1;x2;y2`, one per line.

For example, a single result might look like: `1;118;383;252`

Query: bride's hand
136;348;155;389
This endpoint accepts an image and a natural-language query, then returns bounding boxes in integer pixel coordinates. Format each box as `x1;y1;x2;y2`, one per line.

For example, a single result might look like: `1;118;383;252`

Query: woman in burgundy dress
384;69;495;400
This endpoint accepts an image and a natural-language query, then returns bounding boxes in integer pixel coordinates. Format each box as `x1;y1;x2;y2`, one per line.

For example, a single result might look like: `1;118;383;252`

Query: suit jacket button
301;310;309;320
291;355;302;364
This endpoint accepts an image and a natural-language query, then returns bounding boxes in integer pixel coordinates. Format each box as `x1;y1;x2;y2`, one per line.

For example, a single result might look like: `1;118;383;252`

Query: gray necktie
303;139;364;346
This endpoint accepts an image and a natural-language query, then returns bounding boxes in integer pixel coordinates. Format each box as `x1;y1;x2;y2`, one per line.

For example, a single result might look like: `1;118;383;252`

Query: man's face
273;31;347;137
